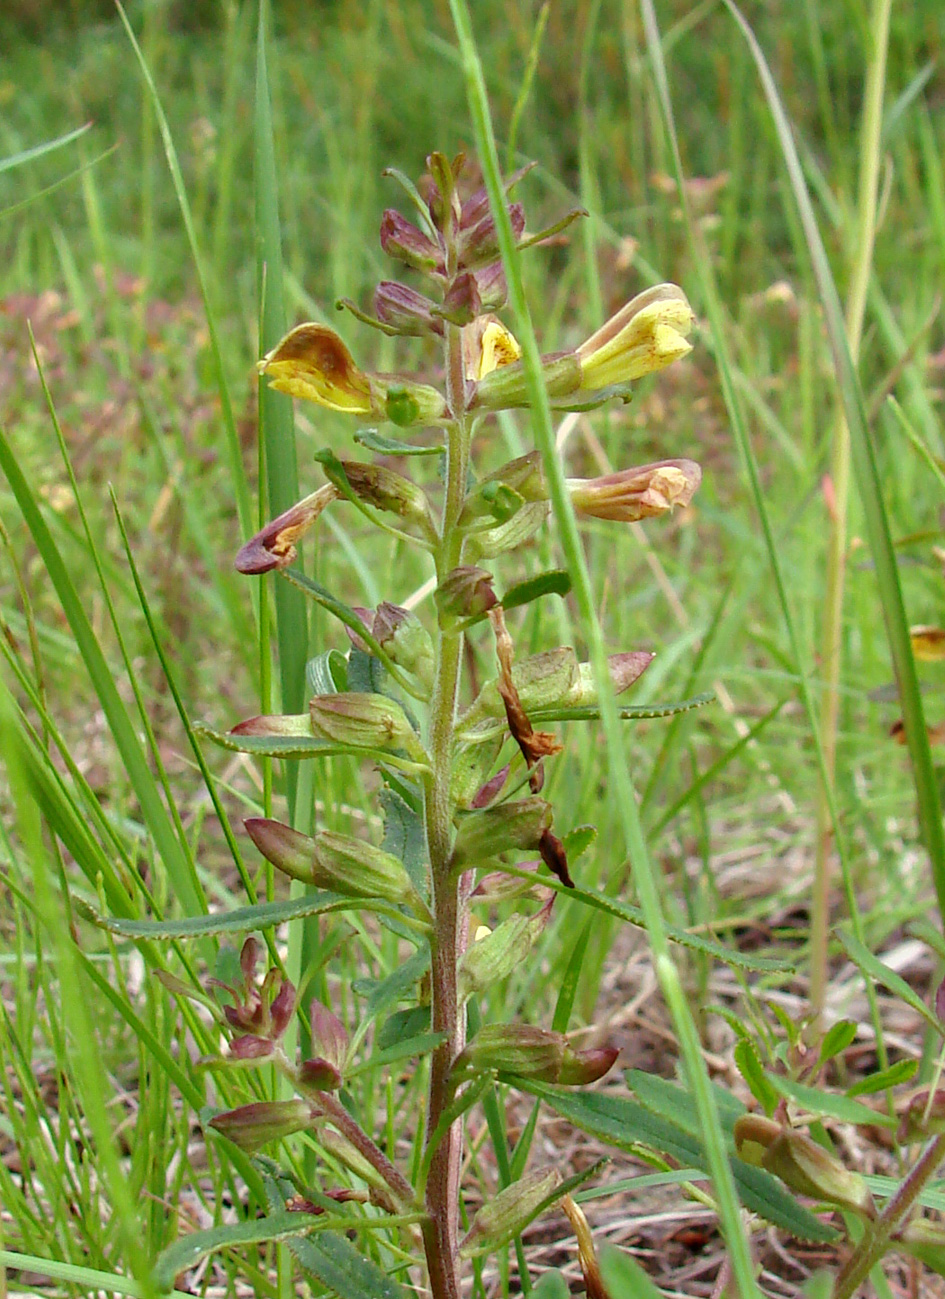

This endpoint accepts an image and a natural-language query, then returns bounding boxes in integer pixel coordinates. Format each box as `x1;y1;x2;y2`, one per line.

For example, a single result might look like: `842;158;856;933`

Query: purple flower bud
436;271;482;326
239;936;259;986
268;976;296;1040
373;281;443;337
470;763;510;809
434;566;497;628
209;1099;312;1153
309;999;349;1071
474;261;508;311
234;486;337;574
229;1034;274;1060
244;817;316;881
380;209;443;273
558;1044;620;1086
298;1056;344;1092
458;202;526;270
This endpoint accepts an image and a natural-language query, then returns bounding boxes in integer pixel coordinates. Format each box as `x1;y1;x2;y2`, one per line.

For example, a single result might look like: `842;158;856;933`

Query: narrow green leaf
552;917;593;1033
357;947;431;1022
307;650;347;695
0;122;92;175
0;1250;189;1299
380;787;428;894
77;891;356;940
152;1211;322;1292
354;428;444;457
288;1230;407;1299
515;1082;837;1243
530;693;715;724
531;1271;570;1299
346;1030;447;1077
819;1020;859;1066
769;1075;896;1128
733;1040;780;1116
837;929;944;1036
847;1058;917;1097
501;570;572;612
196;722;431;775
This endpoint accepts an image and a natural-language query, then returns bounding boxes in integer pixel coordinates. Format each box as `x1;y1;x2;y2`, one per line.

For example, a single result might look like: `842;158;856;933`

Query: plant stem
811;0;891;1025
421;320;470;1299
833;1133;945;1299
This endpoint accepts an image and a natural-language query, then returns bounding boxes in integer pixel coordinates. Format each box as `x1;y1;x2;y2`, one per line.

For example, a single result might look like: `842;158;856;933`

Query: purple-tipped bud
470;763;511;809
562;653;655;709
309;693;426;761
436;271;482;326
239;936;259;985
434;566;497;628
459;163;534;229
230;713;313;738
209;1099;312;1153
235;486;337;574
245;817;316;882
298;1057;344;1092
380;209;443;273
558;1044;620;1085
569;460;701;523
268;976;296;1039
475;261;508;311
451;796;553;869
453;1025;566;1084
229;1034;275;1060
373;281;443;337
460;1167;561;1260
898;1088;945;1143
372;603;435;690
309;999;349;1072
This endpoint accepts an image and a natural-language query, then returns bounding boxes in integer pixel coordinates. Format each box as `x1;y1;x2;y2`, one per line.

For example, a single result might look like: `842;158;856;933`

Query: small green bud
314;829;428;914
434;566;497;629
453;1025;565;1083
898;1087;945;1143
450;796;553;869
309;693;426;762
459;897;554;1001
563;652;655;707
373;602;435;691
471;351;582;413
461;451;546;524
209;1100;312;1154
761;1129;874;1217
460;1167;560;1259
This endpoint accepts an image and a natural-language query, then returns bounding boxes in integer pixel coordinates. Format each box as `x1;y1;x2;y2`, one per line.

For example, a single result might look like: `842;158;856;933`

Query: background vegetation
1;0;944;1294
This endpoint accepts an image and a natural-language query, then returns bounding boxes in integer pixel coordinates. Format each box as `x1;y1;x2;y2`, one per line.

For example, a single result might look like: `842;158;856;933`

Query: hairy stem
833;1133;945;1299
422;320;470;1299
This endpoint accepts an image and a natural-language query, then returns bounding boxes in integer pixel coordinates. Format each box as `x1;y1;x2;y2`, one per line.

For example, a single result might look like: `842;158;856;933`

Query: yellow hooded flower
576;283;695;389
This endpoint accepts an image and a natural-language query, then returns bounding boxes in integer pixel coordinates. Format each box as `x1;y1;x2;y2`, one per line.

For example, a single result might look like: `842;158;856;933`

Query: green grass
2;0;945;1294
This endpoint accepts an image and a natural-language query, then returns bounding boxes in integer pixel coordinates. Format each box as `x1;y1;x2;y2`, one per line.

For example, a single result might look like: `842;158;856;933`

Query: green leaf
769;1075;895;1128
599;1246;663;1299
357;948;431;1023
734;1040;780;1116
196;721;430;775
307;650;347;695
516;1081;837;1243
530;692;715;724
152;1210;322;1292
0;122;92;176
380;786;427;894
836;929;944;1037
531;1270;570;1299
288;1230;407;1299
562;824;597;861
501;569;572;612
847;1058;918;1097
354;428;444;457
819;1020;858;1066
346;1030;446;1077
552;917;593;1033
556;881;793;973
375;1005;431;1052
77;891;358;940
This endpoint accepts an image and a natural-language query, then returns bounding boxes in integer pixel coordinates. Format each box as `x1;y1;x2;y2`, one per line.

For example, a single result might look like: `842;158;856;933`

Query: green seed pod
309;693;426;761
460;1167;561;1259
209;1100;312;1154
762;1129;874;1217
450;796;553;869
458;898;554;1001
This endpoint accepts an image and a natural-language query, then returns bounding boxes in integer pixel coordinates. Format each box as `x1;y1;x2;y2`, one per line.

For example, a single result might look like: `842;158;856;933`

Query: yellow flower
576;283;694;389
258;323;373;413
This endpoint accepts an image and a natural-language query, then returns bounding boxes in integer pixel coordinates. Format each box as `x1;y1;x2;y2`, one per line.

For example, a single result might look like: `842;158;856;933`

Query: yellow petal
259;323;373;414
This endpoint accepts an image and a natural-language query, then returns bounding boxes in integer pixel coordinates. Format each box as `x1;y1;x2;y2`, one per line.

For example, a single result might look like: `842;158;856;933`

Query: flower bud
314;829;427;914
557;1043;619;1086
229;1034;274;1060
459;896;554;1000
453;1025;565;1084
372;281;443;337
461;452;546;523
334;460;436;539
258;323;373;413
576;284;695;390
268;975;295;1039
450;796;553;869
235;486;338;574
563;652;655;708
298;1057;343;1092
761;1129;874;1217
209;1100;312;1154
434;566;497;628
425;151;462;235
460;649;581;728
244;817;317;882
309;999;349;1073
379;209;443;273
471;351;582;412
380;378;450;428
436;270;482;326
309;693;425;760
733;1114;782;1166
229;712;312;738
569;459;701;524
475;261;508;311
372;602;435;689
460;1167;560;1259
